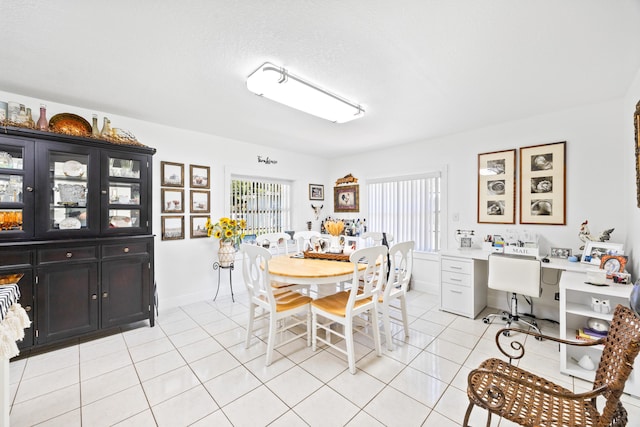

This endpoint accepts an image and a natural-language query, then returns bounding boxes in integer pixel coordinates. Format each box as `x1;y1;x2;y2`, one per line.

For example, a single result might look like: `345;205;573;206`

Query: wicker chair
464;304;640;427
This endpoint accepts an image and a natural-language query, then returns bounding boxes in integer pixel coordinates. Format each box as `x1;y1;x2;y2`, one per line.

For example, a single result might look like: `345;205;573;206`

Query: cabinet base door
37;263;99;343
101;257;150;328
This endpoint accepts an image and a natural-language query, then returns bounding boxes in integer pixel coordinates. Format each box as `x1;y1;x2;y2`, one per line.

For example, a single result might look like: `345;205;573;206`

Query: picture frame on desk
599;255;628;278
520;141;566;225
581;241;624;265
550;247;572;258
477;149;516;224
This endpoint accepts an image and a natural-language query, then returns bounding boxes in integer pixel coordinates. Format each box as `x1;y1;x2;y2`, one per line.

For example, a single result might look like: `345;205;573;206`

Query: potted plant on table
205;217;246;267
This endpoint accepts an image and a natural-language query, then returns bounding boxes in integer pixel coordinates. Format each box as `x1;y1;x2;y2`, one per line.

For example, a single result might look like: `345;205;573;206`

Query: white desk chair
240;244;312;366
361;231;393;247
378;241;414;351
311;245;386;374
482;254;542;334
293;230;321;252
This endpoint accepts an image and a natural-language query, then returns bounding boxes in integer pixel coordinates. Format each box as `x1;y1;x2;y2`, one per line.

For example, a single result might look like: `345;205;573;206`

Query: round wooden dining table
267;255;365;287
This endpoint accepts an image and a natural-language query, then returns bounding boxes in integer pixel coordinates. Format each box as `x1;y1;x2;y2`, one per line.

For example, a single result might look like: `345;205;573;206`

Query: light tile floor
8;289;640;426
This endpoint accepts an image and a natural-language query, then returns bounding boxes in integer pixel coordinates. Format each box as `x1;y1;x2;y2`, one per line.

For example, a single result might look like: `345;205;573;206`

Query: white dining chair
241;244;312;366
256;232;293;255
378;241;414;350
256;232;309;295
361;231;393;247
293;230;321;252
311;245;387;374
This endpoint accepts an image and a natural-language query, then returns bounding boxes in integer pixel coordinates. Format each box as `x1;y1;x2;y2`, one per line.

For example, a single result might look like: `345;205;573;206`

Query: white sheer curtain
367;172;441;252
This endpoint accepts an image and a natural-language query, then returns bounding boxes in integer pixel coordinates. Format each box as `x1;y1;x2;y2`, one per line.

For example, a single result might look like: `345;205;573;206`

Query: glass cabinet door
0;138;34;239
102;152;149;234
35;143;100;237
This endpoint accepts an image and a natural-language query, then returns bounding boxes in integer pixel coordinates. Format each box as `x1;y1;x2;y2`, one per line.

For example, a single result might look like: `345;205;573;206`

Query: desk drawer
38;246;98;264
441;270;470;287
441;258;471;275
441;282;472;316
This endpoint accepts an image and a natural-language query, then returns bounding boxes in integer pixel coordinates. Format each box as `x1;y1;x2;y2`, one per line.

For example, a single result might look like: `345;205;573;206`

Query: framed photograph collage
160;161;211;240
477;141;566;225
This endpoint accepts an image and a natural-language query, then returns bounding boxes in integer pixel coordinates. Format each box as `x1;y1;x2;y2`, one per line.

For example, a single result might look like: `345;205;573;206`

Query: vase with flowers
324;220;345;253
205;217;246;267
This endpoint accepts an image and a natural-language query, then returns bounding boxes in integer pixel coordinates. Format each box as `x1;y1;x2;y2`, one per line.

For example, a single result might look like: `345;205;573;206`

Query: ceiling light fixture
246;62;365;123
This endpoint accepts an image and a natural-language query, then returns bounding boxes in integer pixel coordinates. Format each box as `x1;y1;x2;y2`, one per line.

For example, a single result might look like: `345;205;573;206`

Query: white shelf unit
559;271;638;397
440;254;487;318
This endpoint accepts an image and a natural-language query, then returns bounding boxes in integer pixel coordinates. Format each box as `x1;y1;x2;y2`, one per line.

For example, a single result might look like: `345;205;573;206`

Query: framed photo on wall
309;184;324;200
161;216;184;240
161;188;184;213
520;141;566;225
190;164;210;189
334;185;359;212
190;215;210;238
160;161;184;187
635;100;640;207
190;190;210;213
477;149;516;224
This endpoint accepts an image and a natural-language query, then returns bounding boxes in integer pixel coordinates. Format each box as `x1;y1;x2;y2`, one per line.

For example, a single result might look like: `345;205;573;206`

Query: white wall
329;99;629;311
3;88;636;315
0;90;330;309
624;67;640;279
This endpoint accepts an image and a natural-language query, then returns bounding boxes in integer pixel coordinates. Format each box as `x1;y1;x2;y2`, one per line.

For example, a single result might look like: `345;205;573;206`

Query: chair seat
311;291;372;317
469;358;602;426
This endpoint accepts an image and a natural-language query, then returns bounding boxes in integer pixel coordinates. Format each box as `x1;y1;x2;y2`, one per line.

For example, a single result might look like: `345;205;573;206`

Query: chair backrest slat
241;244;276;310
386;241;414;298
347;246;387;312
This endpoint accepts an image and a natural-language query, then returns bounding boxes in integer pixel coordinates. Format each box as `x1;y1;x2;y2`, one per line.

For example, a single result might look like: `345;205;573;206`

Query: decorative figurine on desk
578;220;614;250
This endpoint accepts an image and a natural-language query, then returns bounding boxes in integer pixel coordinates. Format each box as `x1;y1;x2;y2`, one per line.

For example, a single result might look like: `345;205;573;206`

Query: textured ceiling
2;1;640;158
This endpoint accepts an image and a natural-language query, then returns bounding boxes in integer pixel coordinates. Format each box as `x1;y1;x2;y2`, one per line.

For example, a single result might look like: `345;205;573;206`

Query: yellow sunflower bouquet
205;217;246;248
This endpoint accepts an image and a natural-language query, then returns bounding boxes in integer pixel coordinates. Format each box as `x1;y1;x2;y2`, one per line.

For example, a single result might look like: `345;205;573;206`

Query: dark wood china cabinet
0;126;155;353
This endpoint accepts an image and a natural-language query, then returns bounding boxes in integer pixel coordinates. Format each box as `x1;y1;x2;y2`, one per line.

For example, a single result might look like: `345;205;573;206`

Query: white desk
439;249;601;318
559;270;637;397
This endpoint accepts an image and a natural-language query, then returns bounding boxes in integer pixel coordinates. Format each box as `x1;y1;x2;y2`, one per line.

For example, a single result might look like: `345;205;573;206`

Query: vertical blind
367;172;441;252
230;177;291;235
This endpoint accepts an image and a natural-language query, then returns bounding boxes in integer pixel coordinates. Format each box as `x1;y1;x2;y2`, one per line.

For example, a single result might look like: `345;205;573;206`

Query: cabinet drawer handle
102;292;109;298
101;190;108;195
449;289;463;294
24;305;32;312
450;266;462;270
26;186;34;192
91;294;97;300
449;278;462;282
123;247;129;253
66;252;73;258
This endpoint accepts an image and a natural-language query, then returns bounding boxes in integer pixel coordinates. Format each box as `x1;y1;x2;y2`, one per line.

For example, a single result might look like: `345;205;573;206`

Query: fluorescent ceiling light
246;62;365;123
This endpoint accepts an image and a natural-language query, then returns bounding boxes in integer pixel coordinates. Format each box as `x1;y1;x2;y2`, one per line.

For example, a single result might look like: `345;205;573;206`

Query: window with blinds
367;172;441;252
230;177;291;235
